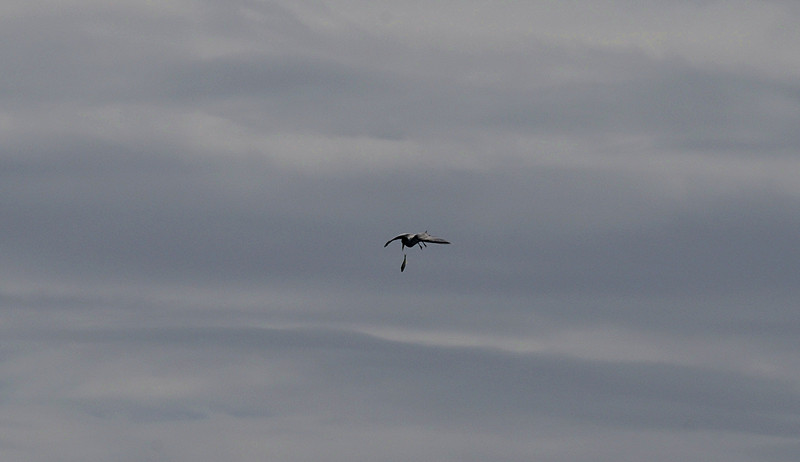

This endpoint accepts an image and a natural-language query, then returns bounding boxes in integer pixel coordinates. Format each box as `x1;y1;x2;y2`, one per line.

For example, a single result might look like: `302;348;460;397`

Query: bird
384;231;451;251
384;231;450;272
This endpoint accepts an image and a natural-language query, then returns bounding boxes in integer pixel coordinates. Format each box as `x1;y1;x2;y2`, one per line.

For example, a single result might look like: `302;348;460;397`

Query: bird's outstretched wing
417;232;450;244
384;234;409;247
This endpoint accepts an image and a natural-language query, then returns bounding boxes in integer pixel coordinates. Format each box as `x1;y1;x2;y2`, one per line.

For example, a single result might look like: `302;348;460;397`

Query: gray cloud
4;326;800;462
2;1;800;461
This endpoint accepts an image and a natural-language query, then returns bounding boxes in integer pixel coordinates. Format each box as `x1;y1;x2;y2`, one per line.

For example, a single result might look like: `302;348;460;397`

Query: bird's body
384;231;450;272
384;232;451;251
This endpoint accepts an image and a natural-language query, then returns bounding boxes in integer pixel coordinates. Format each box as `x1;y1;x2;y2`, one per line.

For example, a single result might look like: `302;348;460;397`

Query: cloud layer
2;1;800;461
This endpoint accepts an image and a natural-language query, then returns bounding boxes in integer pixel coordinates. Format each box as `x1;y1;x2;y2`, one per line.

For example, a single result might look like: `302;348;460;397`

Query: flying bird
384;232;450;272
384;231;451;250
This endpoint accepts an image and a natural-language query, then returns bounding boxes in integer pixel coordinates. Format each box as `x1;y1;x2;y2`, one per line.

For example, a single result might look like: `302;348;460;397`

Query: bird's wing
384;234;409;247
417;232;450;244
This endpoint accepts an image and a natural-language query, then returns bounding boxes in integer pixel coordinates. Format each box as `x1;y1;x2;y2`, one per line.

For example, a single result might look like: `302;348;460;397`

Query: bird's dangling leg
401;254;407;272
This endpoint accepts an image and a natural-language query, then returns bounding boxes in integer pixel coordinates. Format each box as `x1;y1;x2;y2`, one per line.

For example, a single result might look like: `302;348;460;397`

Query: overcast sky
2;1;800;461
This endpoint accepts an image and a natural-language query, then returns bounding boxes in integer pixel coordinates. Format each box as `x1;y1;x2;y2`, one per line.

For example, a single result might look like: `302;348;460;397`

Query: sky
2;0;800;460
